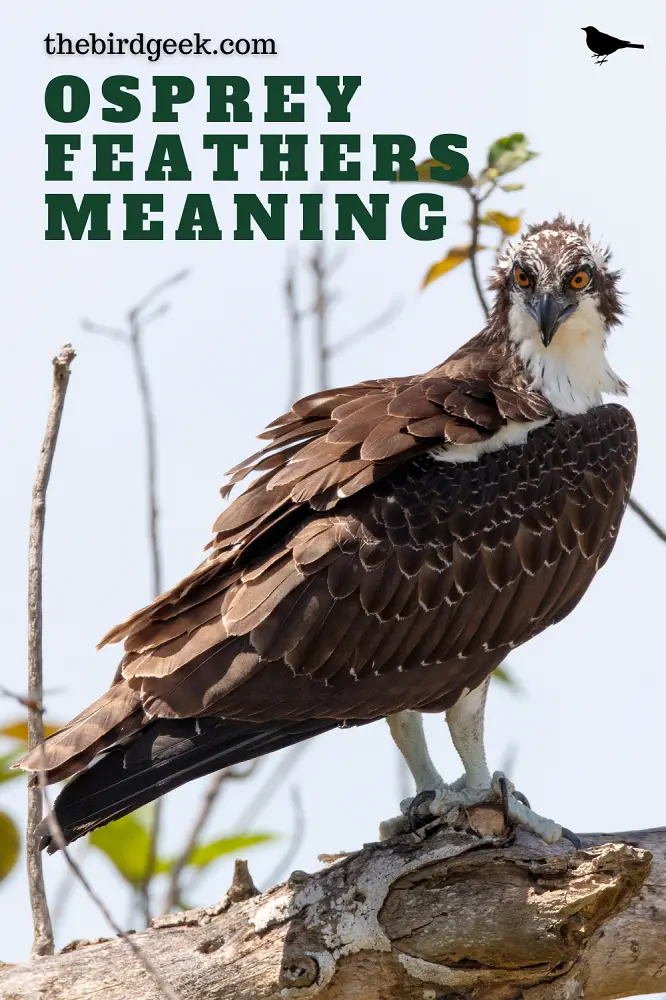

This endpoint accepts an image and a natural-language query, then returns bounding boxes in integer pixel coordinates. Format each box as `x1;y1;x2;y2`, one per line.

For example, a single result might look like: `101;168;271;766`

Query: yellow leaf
403;158;475;189
482;211;522;236
0;719;61;742
421;245;485;290
0;810;20;883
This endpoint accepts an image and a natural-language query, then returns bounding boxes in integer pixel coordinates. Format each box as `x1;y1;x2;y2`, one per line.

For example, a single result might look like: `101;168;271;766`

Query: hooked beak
532;293;577;347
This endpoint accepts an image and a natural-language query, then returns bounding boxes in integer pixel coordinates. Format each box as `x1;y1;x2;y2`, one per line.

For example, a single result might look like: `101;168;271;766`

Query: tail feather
39;716;365;851
17;684;144;785
627;42;645;48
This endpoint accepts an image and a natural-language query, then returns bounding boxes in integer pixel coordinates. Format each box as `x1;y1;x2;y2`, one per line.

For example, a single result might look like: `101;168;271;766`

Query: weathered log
1;815;664;1000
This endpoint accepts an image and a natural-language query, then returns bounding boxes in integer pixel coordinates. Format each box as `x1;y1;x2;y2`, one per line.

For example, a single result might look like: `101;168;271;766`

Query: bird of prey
19;216;637;852
582;26;645;65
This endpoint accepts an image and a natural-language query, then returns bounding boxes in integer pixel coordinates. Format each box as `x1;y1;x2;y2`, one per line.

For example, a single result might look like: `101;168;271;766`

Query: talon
513;790;531;809
408;789;436;832
561;827;582;849
498;775;510;826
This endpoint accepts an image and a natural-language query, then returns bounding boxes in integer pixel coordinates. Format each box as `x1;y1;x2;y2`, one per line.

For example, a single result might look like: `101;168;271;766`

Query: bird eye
570;270;590;290
514;267;530;288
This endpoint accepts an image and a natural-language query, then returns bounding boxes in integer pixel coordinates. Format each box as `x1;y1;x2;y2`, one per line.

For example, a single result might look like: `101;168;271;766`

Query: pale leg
380;679;570;846
385;710;444;798
445;679;492;790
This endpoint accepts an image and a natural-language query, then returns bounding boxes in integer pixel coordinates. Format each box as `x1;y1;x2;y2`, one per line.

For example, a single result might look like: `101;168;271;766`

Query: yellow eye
514;266;530;287
570;270;590;290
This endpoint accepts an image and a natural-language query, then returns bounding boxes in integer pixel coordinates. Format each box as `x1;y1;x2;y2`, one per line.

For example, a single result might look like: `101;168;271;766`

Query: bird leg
380;680;575;846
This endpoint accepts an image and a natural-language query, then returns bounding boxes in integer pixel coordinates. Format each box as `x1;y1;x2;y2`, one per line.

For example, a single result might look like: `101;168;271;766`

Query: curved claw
407;790;436;832
561;827;582;850
513;789;531;809
498;775;511;827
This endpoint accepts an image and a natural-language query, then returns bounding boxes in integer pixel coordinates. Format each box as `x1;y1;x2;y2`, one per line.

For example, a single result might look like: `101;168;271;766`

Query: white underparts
508;296;626;415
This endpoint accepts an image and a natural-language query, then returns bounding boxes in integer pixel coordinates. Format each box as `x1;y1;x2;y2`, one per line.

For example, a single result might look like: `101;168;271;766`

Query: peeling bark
1;817;664;1000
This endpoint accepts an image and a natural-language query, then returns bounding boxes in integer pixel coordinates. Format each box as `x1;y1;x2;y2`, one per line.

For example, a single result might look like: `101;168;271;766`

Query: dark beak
535;293;572;347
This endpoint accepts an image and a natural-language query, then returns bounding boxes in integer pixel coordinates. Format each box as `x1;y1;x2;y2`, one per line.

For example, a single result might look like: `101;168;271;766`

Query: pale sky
1;1;664;990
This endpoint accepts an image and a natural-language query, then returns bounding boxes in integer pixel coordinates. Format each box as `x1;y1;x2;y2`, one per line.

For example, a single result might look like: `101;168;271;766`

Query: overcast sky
1;1;663;988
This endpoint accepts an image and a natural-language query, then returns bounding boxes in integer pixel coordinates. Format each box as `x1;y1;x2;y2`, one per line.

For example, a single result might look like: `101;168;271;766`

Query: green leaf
0;810;20;882
0;751;24;784
398;158;475;189
493;664;524;694
184;833;275;871
421;245;485;290
484;133;537;179
89;812;160;886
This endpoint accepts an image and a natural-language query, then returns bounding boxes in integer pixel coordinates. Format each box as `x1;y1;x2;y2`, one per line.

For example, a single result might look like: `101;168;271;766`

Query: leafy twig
27;344;76;956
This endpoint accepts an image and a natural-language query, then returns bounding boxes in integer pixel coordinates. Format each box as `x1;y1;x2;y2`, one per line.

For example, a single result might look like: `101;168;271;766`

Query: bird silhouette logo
582;26;645;65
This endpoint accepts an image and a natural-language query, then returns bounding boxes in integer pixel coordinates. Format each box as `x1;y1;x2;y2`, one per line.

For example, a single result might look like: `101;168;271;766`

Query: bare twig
0;685;43;712
83;272;189;921
469;194;490;319
162;769;229;915
284;251;303;406
628;495;666;543
35;758;182;1000
260;786;305;890
310;244;331;391
232;744;306;834
27;344;76;957
330;299;403;357
130;269;189;319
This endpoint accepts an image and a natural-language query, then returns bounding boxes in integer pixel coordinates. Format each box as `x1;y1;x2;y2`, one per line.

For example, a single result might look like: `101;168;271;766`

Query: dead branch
627;495;666;543
329;299;403;357
34;765;182;1000
2;818;663;1000
26;344;76;957
310;244;331;391
284;251;304;407
82;270;189;922
162;768;239;915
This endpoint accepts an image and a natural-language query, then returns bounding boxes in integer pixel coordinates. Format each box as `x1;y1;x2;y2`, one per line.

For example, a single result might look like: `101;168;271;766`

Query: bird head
489;215;623;350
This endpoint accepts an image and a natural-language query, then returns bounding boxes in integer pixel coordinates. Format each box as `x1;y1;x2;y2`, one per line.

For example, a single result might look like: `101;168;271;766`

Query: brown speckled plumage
19;219;638;848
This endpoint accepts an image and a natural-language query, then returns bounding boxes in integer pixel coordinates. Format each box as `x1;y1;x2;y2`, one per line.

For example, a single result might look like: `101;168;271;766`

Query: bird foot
378;771;580;847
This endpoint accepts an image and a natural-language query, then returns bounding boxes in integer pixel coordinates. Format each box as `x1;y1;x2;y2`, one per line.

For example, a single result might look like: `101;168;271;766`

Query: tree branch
627;495;666;544
26;344;76;957
3;817;663;1000
83;272;189;921
310;244;330;391
330;299;403;358
284;252;303;407
469;194;490;319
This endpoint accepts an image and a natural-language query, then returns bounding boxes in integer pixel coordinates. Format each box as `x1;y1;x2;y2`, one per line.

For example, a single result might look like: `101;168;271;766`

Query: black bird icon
582;26;645;65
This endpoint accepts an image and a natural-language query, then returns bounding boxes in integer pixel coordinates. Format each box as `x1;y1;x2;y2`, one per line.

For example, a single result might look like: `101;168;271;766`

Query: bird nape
582;26;645;65
17;215;637;854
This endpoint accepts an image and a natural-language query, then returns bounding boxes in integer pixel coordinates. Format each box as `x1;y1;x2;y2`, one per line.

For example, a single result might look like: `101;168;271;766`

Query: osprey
20;216;637;850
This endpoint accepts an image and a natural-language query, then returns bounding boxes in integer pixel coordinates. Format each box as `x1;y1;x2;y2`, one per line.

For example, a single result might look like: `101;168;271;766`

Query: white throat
508;297;625;415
